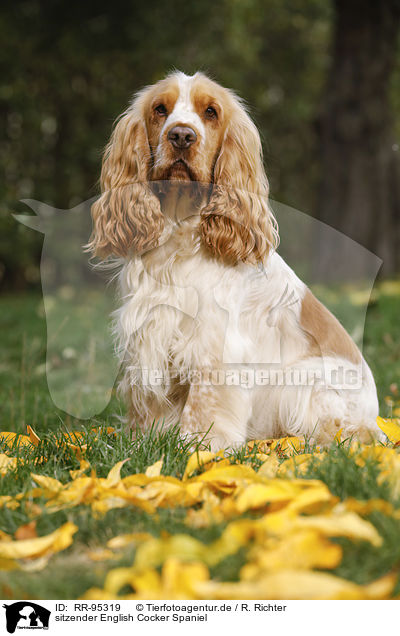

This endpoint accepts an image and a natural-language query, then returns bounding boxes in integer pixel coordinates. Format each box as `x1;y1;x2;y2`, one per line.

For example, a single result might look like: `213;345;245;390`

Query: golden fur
301;289;362;365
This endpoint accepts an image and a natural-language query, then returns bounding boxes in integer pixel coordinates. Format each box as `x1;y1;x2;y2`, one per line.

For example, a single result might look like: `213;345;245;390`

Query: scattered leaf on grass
0;454;17;475
183;451;216;479
15;521;37;541
376;416;400;444
0;522;77;564
2;426;399;599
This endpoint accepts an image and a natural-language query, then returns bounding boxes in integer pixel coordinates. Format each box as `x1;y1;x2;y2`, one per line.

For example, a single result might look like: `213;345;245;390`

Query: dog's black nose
167;126;197;149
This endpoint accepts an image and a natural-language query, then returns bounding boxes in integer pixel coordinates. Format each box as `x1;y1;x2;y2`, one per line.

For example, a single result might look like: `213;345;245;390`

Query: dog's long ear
200;101;278;265
87;94;164;258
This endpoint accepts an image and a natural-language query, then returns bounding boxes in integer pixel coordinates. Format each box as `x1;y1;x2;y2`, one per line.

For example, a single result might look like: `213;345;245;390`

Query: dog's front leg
180;375;252;451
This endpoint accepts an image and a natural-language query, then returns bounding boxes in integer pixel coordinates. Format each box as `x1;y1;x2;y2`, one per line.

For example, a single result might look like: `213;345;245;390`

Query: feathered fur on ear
87;97;164;258
200;103;279;265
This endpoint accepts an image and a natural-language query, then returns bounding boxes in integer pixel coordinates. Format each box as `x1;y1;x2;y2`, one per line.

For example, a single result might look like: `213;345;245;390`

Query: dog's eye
205;106;217;119
155;104;167;116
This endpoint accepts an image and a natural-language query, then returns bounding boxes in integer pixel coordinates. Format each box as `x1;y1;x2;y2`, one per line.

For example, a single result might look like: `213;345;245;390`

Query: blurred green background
2;0;400;290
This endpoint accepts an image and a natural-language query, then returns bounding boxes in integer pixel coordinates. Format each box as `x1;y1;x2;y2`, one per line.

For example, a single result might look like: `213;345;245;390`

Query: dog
88;71;381;450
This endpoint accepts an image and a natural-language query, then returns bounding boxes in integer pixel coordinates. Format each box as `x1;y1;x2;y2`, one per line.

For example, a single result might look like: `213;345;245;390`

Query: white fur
115;215;380;450
160;73;205;146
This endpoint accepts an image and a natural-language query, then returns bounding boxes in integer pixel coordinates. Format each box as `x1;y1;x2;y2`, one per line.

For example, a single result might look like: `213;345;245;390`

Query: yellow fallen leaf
112;566;161;597
255;452;270;462
15;521;37;541
357;444;394;465
57;427;115;458
184;487;230;528
192;463;257;493
68;443;88;459
97;559;210;599
376;416;400;444
295;510;382;547
257;453;279;478
62;431;86;444
362;573;398;599
270;436;305;455
0;496;19;510
127;480;195;509
145;459;163;477
33;470;155;515
27;425;40;446
120;474;153;488
0;454;17;475
286;483;336;514
46;476;96;510
31;474;63;497
69;459;91;479
0;432;16;446
183;451;216;479
159;558;209;599
246;439;273;454
241;530;342;577
277;454;315;478
0;432;31;448
196;569;394;600
105;459;130;487
91;426;116;436
377;458;400;500
0;521;77;561
235;482;295;513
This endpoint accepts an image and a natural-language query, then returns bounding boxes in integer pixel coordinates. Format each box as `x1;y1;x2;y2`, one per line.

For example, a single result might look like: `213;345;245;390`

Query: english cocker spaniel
88;71;381;450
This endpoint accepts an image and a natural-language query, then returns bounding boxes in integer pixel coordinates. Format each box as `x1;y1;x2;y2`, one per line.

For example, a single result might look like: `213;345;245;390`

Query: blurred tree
1;0;333;290
317;0;400;276
8;0;390;290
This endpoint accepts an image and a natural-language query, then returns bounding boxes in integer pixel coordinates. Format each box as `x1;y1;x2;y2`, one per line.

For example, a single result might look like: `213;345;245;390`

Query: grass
303;443;400;593
0;282;400;599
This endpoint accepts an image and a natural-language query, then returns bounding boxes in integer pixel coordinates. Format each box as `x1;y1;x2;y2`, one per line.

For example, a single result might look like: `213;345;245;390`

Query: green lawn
1;282;399;430
0;284;400;599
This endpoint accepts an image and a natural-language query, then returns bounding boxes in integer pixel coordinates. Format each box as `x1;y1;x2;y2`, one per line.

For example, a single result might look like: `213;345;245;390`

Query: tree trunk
317;0;400;278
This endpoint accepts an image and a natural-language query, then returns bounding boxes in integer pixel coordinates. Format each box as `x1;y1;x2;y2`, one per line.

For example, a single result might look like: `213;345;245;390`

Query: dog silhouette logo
3;602;50;633
15;190;382;415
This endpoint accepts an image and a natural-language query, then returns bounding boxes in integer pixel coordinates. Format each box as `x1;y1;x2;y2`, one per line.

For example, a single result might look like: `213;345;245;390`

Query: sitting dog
88;71;381;450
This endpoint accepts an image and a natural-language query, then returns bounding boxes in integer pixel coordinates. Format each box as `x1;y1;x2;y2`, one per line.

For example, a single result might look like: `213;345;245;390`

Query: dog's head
88;71;278;263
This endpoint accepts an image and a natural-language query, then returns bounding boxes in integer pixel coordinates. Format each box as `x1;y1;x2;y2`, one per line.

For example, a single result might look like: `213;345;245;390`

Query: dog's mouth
165;159;197;182
150;158;206;208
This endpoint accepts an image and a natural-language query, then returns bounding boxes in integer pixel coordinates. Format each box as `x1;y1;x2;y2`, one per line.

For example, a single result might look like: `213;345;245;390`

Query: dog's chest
117;250;255;368
117;248;306;378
